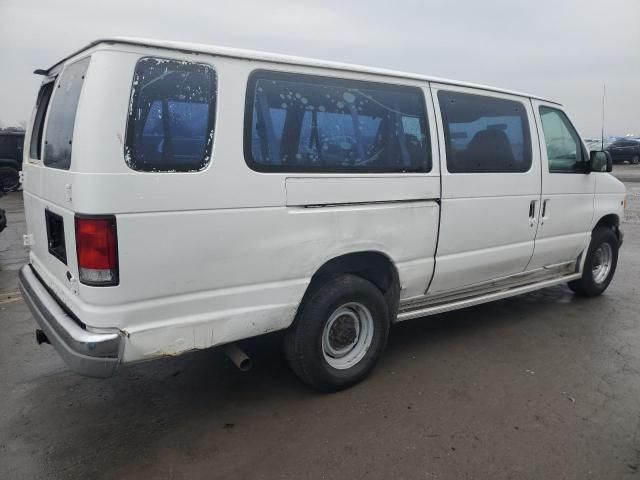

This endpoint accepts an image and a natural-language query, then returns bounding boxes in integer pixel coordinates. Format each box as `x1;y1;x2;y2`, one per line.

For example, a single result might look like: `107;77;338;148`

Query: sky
0;0;638;138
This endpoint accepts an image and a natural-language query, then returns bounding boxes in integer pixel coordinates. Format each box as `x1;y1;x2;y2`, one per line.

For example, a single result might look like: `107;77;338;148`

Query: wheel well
595;214;619;229
306;252;401;322
594;214;621;240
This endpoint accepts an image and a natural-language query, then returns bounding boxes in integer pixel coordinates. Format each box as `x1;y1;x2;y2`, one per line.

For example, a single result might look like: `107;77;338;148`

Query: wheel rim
322;302;374;370
592;242;613;284
633;156;640;165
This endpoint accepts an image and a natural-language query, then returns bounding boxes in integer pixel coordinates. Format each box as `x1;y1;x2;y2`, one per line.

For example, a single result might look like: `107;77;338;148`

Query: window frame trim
123;56;218;173
242;68;432;174
29;79;56;162
437;89;534;175
538;105;589;174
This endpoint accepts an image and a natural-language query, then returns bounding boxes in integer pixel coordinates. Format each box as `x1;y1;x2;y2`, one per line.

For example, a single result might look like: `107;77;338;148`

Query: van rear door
23;57;91;301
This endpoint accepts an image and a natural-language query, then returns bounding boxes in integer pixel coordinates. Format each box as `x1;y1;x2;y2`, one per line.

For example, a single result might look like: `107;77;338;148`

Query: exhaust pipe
224;343;252;372
35;329;50;345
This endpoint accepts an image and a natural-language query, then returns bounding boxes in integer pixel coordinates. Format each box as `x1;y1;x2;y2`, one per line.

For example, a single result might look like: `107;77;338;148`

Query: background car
584;138;606;151
605;138;640;164
0;131;25;191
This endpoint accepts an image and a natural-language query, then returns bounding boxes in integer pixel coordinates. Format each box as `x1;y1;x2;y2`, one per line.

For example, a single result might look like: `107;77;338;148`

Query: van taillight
74;215;119;286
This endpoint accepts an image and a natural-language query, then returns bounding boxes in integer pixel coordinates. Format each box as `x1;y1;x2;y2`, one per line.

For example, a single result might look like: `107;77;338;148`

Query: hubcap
592;243;613;284
322;302;374;370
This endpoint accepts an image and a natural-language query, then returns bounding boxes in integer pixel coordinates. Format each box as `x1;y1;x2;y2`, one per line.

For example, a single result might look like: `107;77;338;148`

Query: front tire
568;226;619;297
284;274;390;392
631;155;640;165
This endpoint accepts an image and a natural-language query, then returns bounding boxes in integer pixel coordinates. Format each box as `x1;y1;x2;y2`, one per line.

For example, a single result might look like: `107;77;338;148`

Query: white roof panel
45;37;559;105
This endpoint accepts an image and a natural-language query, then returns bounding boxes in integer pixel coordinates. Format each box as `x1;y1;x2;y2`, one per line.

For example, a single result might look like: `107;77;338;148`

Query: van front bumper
18;265;123;378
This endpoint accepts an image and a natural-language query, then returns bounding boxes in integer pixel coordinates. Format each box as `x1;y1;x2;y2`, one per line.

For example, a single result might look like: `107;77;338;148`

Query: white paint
428;84;542;294
21;39;626;367
45;37;558;104
526;99;598;270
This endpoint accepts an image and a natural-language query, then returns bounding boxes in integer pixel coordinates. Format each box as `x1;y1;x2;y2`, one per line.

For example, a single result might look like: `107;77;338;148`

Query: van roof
45;37;560;105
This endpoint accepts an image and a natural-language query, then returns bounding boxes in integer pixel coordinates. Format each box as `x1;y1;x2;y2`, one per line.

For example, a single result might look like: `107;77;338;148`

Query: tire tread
568;226;618;297
284;274;389;392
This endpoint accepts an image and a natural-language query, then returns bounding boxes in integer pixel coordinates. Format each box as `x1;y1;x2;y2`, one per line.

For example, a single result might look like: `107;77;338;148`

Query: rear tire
568;226;619;297
631;155;640;165
284;274;390;392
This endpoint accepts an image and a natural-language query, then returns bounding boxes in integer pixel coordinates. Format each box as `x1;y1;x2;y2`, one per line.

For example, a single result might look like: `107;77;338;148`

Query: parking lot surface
1;171;640;479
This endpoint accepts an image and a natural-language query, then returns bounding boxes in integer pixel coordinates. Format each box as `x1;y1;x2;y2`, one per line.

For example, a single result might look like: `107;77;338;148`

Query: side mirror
589;150;612;173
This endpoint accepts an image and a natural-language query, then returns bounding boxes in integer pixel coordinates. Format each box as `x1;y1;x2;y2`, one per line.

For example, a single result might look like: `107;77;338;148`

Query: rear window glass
438;90;532;173
245;71;431;173
44;58;90;170
125;58;217;172
30;82;54;160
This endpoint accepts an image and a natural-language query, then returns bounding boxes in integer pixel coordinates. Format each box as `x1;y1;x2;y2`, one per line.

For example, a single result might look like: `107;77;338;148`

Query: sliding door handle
529;200;537;225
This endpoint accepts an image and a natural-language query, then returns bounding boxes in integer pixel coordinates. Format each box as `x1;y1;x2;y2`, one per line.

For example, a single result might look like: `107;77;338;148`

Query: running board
396;273;582;322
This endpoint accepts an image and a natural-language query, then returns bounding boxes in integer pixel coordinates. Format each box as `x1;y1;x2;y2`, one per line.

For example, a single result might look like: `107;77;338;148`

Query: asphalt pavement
1;169;640;479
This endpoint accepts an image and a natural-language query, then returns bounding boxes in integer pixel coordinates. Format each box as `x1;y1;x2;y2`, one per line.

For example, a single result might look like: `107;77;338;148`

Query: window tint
30;82;54;160
438;91;532;173
539;107;586;173
125;58;217;172
245;71;430;173
44;58;90;169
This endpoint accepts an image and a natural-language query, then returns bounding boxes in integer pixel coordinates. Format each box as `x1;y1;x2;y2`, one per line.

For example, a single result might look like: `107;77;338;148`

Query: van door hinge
19;171;25;185
64;184;72;204
23;234;34;246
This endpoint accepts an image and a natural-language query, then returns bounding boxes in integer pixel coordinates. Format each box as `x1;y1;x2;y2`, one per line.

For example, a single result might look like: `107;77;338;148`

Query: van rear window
244;71;431;173
125;58;217;172
44;57;90;170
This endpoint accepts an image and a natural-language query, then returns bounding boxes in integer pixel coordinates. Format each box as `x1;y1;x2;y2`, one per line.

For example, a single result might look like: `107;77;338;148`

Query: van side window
125;58;217;172
44;58;90;170
245;71;431;173
538;106;586;173
30;82;55;160
438;91;532;173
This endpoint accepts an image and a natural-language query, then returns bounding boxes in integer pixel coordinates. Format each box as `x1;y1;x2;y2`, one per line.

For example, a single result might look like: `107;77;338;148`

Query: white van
19;38;625;391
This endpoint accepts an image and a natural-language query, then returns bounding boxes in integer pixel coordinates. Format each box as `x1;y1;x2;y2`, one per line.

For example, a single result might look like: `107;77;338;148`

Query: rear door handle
541;199;549;224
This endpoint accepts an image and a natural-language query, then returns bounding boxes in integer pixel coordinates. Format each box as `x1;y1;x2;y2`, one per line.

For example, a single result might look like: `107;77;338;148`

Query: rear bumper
18;265;123;378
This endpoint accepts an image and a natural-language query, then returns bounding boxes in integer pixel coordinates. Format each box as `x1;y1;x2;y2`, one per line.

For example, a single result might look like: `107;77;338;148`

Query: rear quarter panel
37;45;441;362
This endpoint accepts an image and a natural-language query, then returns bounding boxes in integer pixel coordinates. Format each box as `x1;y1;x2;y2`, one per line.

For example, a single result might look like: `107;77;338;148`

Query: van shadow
14;284;599;478
389;283;582;349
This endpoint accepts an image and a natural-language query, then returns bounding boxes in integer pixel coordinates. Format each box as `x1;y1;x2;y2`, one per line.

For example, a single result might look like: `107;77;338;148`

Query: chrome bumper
19;265;123;378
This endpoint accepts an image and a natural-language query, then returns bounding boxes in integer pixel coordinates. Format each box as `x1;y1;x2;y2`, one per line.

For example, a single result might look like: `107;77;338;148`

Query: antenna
601;84;606;151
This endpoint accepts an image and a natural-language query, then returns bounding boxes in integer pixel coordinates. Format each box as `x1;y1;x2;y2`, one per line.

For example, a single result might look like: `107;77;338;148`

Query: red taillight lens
75;215;118;286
